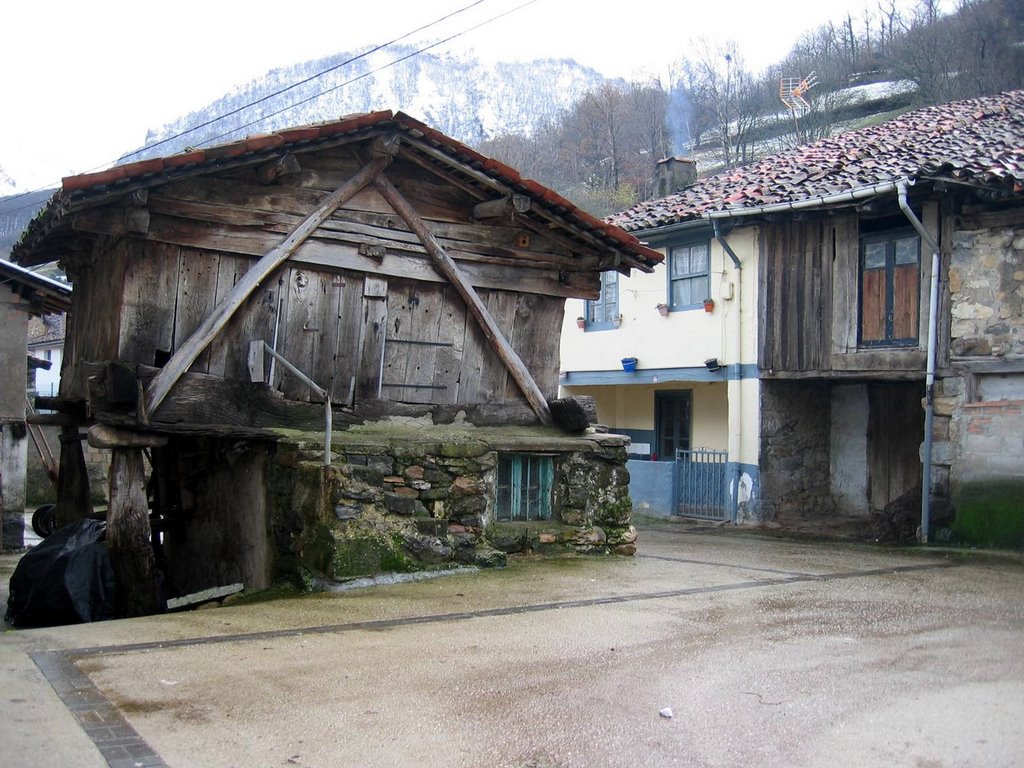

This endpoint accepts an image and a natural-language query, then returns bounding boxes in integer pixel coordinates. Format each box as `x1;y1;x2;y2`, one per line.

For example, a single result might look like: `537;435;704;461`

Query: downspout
897;181;941;543
713;219;743;521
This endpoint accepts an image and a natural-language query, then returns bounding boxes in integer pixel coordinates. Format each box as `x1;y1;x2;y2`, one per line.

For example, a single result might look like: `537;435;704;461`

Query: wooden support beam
473;194;531;220
256;153;302;185
107;448;162;617
54;425;92;529
373;173;553;426
87;424;168;449
142;154;392;420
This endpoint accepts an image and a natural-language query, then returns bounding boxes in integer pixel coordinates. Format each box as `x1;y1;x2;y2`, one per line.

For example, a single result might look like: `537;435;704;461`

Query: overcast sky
3;0;929;193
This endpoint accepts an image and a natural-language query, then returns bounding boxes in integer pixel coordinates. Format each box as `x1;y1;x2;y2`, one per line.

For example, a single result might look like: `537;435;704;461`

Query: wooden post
374;174;553;426
54;425;92;529
143;154;392;420
107;447;161;617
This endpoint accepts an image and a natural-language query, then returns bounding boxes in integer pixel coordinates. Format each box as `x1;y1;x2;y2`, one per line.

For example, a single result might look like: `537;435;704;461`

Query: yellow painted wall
563;382;729;451
560;227;759;373
559;224;762;469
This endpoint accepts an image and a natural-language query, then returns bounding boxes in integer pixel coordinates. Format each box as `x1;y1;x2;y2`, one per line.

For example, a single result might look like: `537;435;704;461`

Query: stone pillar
1;289;30;550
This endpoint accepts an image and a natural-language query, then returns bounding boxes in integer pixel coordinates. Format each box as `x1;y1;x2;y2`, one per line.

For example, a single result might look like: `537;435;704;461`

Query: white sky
2;0;926;192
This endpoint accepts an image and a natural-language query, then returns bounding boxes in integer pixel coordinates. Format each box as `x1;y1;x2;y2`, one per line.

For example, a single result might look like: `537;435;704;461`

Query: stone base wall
758;380;834;523
270;431;636;583
948;398;1024;548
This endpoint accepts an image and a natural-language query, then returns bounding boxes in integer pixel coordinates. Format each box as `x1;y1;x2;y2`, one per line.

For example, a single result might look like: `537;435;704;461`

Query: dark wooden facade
18;113;658;429
756;202;943;379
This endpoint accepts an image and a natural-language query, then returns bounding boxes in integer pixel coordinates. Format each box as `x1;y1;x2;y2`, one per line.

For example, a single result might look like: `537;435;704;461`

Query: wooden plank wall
61;235;128;398
100;145;574;409
123;147;600;301
759;215;852;373
115;252;564;407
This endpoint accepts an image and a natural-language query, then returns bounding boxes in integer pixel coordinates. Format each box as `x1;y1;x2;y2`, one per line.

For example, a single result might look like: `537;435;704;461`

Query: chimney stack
653;157;697;198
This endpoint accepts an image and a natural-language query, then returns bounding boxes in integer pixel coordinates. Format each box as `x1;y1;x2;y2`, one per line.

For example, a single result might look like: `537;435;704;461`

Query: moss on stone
951;479;1024;549
330;533;414;578
594;494;633;527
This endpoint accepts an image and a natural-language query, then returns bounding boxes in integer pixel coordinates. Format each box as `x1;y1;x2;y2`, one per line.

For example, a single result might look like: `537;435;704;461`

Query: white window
668;241;710;310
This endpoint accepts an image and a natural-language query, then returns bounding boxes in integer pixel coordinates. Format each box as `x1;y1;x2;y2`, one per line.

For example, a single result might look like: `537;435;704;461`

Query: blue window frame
585;271;619;330
495;454;554;521
668;240;710;310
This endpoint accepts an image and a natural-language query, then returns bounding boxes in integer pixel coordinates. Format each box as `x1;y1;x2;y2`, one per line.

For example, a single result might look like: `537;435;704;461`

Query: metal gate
675;448;729;520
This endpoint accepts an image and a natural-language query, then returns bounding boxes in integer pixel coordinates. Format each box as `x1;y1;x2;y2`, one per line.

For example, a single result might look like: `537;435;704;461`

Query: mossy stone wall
269;431;635;583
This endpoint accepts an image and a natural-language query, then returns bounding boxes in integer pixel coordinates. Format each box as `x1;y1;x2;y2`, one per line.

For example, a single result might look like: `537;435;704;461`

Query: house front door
655;390;692;461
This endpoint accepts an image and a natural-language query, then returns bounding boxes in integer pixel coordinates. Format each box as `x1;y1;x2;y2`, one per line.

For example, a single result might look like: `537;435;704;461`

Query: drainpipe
897;181;941;543
713;219;743;521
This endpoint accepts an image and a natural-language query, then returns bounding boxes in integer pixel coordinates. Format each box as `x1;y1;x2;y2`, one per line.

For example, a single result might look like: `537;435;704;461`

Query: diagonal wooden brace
142;154;392;420
373;173;553;426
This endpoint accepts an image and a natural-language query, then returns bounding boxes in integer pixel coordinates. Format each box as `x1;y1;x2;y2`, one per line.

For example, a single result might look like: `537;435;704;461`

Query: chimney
653;157;697;198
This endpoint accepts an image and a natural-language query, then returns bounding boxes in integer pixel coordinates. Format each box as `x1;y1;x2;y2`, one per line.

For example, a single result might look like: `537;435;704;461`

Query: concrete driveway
2;522;1023;768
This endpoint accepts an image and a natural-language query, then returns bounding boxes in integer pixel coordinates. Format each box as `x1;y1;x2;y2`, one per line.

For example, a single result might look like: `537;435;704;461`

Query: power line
0;0;528;218
195;0;539;149
118;0;489;162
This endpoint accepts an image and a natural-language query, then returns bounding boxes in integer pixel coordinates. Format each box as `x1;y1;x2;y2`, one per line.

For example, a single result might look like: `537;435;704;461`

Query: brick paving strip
30;560;953;768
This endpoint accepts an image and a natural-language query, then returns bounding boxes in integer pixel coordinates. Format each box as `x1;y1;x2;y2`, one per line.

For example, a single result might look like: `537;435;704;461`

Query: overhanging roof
0;259;71;315
12;111;662;272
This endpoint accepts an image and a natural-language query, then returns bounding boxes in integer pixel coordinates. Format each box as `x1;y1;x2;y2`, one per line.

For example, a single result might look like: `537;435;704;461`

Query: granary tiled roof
0;258;71;315
609;89;1024;232
14;111;661;270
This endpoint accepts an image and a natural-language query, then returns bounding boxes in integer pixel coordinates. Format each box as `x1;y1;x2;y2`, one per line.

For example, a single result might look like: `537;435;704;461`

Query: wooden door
867;382;924;511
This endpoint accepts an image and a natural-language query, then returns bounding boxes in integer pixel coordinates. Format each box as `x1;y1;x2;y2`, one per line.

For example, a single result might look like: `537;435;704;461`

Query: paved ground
2;522;1023;768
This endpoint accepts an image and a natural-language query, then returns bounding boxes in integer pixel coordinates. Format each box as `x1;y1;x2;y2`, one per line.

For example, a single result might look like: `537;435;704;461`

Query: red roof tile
16;111;662;269
609;90;1024;232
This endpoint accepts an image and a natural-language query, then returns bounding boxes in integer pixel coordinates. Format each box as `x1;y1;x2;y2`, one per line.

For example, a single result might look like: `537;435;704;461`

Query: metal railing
248;340;332;466
675;448;728;520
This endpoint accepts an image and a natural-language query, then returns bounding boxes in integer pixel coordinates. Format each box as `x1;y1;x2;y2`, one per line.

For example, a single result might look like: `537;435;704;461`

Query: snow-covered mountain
0;167;17;198
128;46;610;160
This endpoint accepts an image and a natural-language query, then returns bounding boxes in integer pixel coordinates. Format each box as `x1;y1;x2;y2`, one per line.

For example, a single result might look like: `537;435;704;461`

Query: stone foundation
270;424;636;583
758;380;834;523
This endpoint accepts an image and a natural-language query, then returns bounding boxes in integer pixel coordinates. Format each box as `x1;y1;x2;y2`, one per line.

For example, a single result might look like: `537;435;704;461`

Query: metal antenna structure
779;72;819;142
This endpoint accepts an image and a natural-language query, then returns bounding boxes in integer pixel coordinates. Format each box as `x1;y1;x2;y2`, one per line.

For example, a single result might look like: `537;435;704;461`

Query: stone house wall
933;211;1024;548
270;429;637;585
949;215;1024;356
757;380;834;523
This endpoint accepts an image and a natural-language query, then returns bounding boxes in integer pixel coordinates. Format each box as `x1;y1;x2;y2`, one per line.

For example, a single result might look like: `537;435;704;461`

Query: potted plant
703;298;715;313
576;316;586;329
656;303;669;317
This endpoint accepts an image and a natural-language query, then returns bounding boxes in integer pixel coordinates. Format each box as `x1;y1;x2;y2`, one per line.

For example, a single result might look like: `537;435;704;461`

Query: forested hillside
479;0;1024;215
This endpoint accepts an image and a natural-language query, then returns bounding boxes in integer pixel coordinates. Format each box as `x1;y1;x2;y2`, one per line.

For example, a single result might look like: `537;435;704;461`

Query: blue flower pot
621;357;638;372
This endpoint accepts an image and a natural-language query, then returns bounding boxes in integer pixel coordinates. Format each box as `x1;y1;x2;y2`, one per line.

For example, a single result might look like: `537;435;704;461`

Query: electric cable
0;0;532;217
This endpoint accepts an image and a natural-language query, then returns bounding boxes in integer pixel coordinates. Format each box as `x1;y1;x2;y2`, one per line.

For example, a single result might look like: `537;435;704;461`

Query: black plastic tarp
5;519;117;627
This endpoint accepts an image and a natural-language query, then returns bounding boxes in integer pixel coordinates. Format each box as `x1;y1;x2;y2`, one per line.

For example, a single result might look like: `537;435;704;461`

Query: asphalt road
2;523;1022;768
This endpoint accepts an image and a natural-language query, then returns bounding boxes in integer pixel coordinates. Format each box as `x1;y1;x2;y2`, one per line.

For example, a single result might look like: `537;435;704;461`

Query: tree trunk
107;448;161;617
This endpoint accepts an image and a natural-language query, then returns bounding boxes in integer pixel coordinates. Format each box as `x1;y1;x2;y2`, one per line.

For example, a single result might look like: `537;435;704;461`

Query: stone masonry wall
758;380;834;523
937;211;1024;547
270;430;636;584
949;218;1024;357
